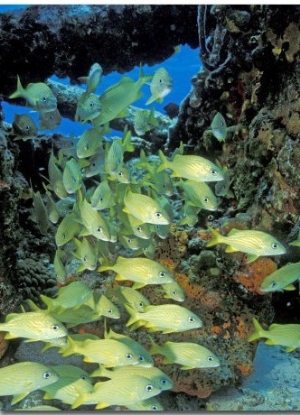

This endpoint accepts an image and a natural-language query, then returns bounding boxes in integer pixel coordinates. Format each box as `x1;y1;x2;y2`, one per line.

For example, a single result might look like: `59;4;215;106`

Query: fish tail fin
148;334;162;356
139;63;153;85
148;106;159;126
58;335;78;357
124;304;138;327
71;389;91;409
206;226;224;247
9;75;25;99
157;150;170;173
40;294;55;311
247;317;265;342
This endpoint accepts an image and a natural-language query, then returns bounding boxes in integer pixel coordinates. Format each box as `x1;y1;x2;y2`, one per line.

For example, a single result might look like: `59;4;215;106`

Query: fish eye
126;353;133;360
160;378;168;385
139;355;145;362
139;301;144;307
271;243;279;249
99;197;103;202
90;101;95;108
83;256;87;262
207;356;214;362
96;227;103;233
127;238;133;243
146;384;153;392
25;125;30;131
159;271;166;278
107;308;113;314
52;324;59;330
42;96;48;102
151;406;159;410
156;212;162;218
270;281;277;288
81;375;87;380
84;144;89;150
188;316;195;323
137;226;142;232
211;169;217;175
43;371;51;379
204;197;209;203
118;171;123;176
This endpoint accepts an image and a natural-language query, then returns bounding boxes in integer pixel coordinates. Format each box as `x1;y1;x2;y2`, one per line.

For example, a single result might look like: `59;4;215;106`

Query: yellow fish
92;65;152;126
176;179;218;211
99;255;174;289
9;75;57;112
107;285;151;312
206;226;286;263
46;152;68;200
53;248;67;284
11;113;38;140
0;311;67;342
146;67;173;105
104;325;154;367
123;187;170;225
260;261;300;292
55;212;81;247
90;180;115;210
157;150;224;182
62;158;82;194
126;397;164;411
248;317;300;352
59;335;141;367
133;107;158;136
161;280;186;302
38;108;62;130
72;237;98;272
43;377;93;406
72;374;162;409
149;339;220;370
15;405;61;411
78;197;112;241
78;62;103;96
125;304;203;333
75;93;102;124
92;365;173;391
30;189;49;235
76;127;104;159
40;280;93;312
205;112;227;142
0;361;59;404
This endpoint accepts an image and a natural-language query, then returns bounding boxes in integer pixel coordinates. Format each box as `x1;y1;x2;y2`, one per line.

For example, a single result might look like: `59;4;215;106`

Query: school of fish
1;61;298;410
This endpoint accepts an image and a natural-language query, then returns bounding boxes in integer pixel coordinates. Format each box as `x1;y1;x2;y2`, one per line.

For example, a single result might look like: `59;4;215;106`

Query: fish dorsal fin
268;323;280;330
227;228;240;236
5;313;19;322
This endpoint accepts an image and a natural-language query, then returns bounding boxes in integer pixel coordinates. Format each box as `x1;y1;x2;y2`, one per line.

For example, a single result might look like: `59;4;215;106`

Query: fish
149;339;220;370
40;280;93;312
104;325;154;367
126;397;164;411
90;180;115;210
29;189;49;235
92;365;173;391
208;112;227;142
46;152;68;200
92;65;152;126
290;239;300;247
146;67;173;105
157;150;225;182
248;317;300;352
133;107;158;136
214;166;234;198
84;147;106;178
104;139;131;183
11;113;38;140
179;203;201;227
59;335;141;367
38;108;62;130
98;256;175;289
72;237;98;272
15;405;61;411
9;75;57;112
76;127;104;159
161;280;186;302
78;62;103;96
206;226;286;263
44;186;60;224
123;212;152;239
123;187;171;226
55;212;81;247
43;377;94;405
0;361;59;404
260;261;300;292
176;179;218;211
164;102;179;119
77;197;112;241
72;374;162;409
125;303;203;333
75;93;103;124
62;158;82;194
106;285;151;312
0;311;67;342
53;248;67;284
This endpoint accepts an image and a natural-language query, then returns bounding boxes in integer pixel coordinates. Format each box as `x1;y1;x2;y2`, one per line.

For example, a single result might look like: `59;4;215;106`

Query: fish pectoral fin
245;254;259;264
181;365;194;370
11;392;28;405
95;401;109;410
285;346;296;352
132;282;146;289
283;284;296;291
265;339;275;345
225;245;239;253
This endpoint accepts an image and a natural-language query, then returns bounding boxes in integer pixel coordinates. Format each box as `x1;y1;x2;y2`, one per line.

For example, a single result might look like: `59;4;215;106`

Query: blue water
1;4;201;137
